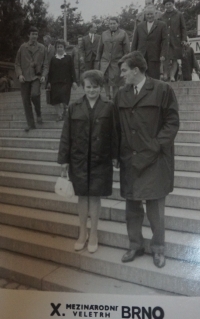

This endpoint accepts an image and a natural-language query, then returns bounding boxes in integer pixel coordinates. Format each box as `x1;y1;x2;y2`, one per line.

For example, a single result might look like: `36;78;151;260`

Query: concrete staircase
0;83;200;296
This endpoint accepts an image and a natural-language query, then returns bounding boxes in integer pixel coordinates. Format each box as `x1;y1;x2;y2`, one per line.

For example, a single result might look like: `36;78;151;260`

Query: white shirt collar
135;77;146;93
55;53;66;59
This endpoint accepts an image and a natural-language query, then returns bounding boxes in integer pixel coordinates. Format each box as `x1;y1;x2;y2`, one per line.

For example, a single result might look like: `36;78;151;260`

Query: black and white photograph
0;0;200;310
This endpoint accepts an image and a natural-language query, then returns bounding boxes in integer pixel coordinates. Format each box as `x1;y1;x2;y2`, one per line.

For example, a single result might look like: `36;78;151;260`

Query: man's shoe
37;116;43;124
24;125;36;132
121;248;145;263
153;253;166;268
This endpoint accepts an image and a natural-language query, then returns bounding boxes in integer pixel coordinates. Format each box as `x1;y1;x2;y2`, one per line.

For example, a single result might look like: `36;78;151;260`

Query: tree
175;0;200;38
0;0;25;61
22;0;49;41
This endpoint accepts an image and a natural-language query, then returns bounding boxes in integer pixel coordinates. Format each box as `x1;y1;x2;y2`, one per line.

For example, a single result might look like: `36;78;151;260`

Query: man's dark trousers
126;197;165;254
85;52;98;71
145;54;160;80
21;79;41;127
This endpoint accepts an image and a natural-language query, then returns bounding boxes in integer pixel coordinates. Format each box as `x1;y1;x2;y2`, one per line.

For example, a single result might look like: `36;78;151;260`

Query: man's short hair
55;39;67;50
109;16;119;23
118;51;147;74
28;26;39;34
163;0;174;5
81;70;104;87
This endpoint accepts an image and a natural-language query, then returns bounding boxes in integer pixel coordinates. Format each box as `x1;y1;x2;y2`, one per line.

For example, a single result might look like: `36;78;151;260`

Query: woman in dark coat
161;0;187;81
48;39;77;121
58;70;118;253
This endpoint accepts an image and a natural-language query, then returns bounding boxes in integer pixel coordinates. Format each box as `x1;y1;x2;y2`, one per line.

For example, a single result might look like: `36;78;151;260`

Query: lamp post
61;1;78;44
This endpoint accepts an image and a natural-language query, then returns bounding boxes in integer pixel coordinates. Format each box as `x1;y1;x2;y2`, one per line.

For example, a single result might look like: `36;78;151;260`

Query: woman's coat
115;77;179;200
58;96;118;196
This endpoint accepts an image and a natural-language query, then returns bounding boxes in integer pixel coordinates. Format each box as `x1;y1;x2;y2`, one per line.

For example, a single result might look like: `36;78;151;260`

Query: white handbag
55;170;75;198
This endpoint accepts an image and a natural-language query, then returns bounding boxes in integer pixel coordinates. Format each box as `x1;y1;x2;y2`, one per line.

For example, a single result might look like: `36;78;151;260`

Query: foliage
0;0;25;61
175;0;200;38
22;0;49;41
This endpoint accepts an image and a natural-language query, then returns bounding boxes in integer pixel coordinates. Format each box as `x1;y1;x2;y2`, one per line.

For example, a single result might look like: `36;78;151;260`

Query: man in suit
15;26;48;131
96;17;130;99
80;23;100;71
43;35;55;88
115;51;179;268
131;5;168;79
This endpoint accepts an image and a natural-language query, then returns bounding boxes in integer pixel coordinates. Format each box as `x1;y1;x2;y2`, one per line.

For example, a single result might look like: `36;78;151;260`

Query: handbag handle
61;166;69;179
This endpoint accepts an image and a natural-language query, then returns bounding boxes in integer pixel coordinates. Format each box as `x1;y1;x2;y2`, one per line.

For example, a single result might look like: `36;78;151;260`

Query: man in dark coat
15;26;48;131
131;5;168;79
96;17;130;99
79;23;100;71
115;51;179;268
161;0;187;81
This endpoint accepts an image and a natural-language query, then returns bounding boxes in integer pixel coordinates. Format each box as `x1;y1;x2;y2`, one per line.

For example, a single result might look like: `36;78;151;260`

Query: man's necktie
134;86;138;95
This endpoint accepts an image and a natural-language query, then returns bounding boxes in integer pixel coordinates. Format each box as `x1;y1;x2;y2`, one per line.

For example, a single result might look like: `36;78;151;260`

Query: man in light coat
79;23;100;71
96;17;130;99
131;5;168;79
115;51;179;268
15;26;48;131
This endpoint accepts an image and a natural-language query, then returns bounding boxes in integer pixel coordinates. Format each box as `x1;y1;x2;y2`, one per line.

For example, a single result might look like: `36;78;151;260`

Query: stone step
0;129;61;139
175;131;200;143
1;204;200;263
177;95;200;103
0;188;199;234
0;147;57;161
1;138;200;158
0;129;198;143
1;119;200;132
175;143;200;156
1;159;200;189
111;182;200;210
179;111;200;121
0;137;59;150
169;81;200;87
7;121;63;129
0;224;199;296
1;156;200;190
180;121;200;132
0;250;168;295
113;169;200;189
174;88;200;94
175;156;200;172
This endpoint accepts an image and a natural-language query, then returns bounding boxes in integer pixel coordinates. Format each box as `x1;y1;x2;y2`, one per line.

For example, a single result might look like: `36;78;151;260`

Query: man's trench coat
57;96;118;196
96;28;130;86
115;77;179;200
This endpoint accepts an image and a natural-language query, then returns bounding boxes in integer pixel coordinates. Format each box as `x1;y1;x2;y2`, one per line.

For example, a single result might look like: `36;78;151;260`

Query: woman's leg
75;196;88;250
170;60;178;82
54;104;63;120
88;196;101;248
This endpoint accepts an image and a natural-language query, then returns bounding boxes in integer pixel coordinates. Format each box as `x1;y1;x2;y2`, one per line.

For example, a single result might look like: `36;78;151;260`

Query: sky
44;0;146;22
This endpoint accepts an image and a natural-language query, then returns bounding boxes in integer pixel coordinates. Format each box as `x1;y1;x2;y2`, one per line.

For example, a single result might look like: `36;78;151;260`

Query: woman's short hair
118;51;147;74
55;39;67;50
109;16;119;23
81;70;104;87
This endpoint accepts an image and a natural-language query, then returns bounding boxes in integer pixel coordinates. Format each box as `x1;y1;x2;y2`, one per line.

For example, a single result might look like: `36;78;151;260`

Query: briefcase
46;89;51;104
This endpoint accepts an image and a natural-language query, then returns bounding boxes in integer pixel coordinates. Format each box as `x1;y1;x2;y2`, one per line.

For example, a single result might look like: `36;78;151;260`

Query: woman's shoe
74;233;88;251
87;239;98;253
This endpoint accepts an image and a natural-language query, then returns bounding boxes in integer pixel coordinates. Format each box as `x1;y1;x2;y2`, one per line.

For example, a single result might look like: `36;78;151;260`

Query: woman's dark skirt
50;82;71;105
